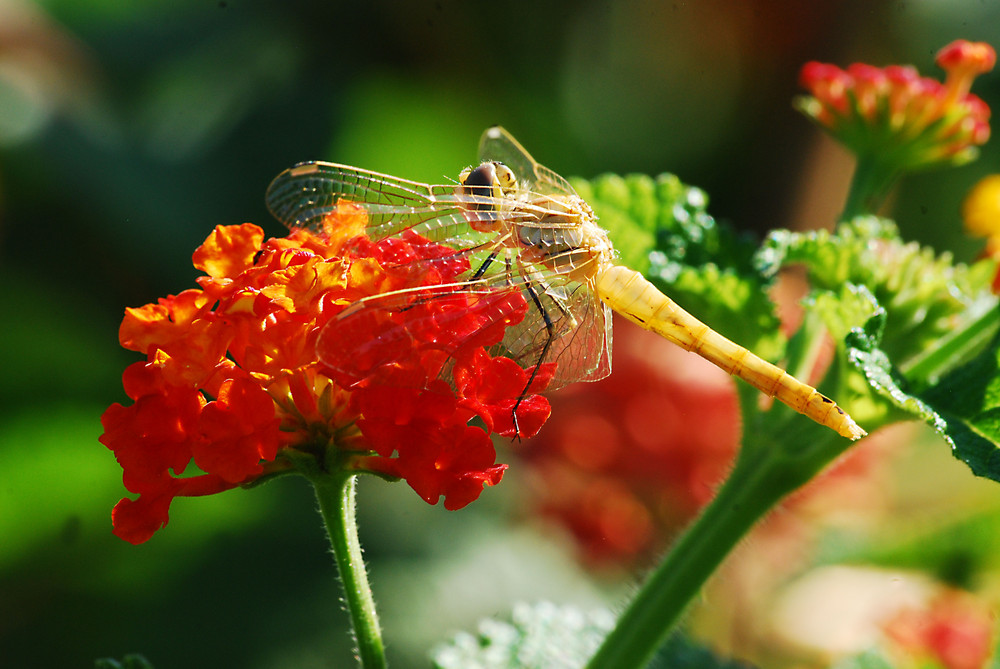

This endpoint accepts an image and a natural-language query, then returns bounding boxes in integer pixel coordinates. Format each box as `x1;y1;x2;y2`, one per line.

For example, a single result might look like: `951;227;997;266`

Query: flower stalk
311;472;387;669
584;308;854;667
586;418;847;669
840;154;901;221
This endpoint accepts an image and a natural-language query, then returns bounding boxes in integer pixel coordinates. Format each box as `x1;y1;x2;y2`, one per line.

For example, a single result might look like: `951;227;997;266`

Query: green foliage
830;650;896;669
573;173;758;277
760;217;1000;483
841;295;951;429
431;602;755;669
921;328;1000;481
579;172;784;360
758;217;997;367
582;174;1000;486
94;655;154;669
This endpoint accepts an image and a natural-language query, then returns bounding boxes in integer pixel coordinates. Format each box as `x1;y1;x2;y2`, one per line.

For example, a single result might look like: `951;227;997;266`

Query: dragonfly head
458;161;518;205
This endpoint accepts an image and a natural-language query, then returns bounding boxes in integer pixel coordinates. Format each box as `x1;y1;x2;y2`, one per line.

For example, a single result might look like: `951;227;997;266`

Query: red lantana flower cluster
797;39;995;169
100;207;551;544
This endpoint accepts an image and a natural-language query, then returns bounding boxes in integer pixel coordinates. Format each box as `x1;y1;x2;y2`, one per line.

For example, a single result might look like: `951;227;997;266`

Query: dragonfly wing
497;270;612;390
316;278;532;388
317;263;610;393
478;126;578;197
266;161;503;246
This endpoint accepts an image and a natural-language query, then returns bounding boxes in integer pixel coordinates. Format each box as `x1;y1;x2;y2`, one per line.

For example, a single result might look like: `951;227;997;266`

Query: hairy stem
312;473;386;669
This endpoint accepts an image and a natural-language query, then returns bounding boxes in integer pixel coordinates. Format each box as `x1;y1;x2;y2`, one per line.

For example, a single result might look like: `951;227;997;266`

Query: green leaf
94;655;155;669
430;602;755;669
846;306;945;430
758;216;1000;482
834;286;1000;482
431;602;613;669
578;172;783;359
757;216;997;370
921;325;1000;481
574;172;759;280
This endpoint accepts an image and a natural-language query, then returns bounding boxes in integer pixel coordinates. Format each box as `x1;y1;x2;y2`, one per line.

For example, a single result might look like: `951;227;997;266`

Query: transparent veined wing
266;130;613;396
490;267;611;389
478;126;579;198
267;162;509;248
317;276;527;386
317;258;610;392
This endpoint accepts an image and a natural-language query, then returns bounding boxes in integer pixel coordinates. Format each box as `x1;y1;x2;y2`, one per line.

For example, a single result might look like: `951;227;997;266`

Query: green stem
312;472;386;669
840;156;899;221
586;427;842;669
901;303;1000;386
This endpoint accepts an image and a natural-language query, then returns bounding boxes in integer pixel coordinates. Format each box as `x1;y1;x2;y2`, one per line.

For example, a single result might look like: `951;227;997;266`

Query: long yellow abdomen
594;264;865;440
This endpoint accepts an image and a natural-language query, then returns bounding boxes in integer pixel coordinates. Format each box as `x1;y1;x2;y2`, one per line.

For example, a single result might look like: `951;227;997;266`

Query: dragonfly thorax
514;194;614;282
457;161;615;282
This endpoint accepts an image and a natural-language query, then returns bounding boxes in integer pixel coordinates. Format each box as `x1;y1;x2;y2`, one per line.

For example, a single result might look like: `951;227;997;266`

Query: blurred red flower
520;300;890;568
882;591;995;669
518;316;741;565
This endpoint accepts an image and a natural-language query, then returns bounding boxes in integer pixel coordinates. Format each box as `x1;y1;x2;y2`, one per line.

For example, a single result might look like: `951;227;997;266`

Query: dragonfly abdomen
594;264;865;440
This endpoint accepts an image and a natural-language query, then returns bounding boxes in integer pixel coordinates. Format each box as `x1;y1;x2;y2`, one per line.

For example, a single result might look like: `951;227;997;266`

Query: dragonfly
266;127;865;441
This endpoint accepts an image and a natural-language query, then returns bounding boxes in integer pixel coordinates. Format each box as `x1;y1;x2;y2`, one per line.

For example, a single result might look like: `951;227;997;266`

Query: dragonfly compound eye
459;162;503;211
460;162;497;191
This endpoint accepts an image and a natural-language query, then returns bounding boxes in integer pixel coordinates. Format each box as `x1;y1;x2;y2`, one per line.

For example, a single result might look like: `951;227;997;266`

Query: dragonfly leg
470;250;499;281
512;278;557;440
469;238;515;282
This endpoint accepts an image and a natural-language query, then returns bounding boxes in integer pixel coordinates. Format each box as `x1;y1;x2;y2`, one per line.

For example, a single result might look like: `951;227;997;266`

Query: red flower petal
111;489;177;545
192;224;265;280
99;383;204;493
112;474;239;545
196;377;281;482
389;423;507;509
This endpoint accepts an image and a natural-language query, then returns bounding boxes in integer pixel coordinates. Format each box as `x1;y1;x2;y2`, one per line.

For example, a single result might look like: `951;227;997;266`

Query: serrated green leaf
755;217;897;286
759;216;1000;482
810;282;885;344
837;289;1000;482
431;602;614;669
921;326;1000;481
576;172;759;280
843;293;948;429
578;172;783;360
430;602;756;669
758;217;997;369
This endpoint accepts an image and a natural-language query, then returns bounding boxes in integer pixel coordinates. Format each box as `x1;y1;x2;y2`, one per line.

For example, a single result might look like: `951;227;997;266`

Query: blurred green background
2;1;1000;667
